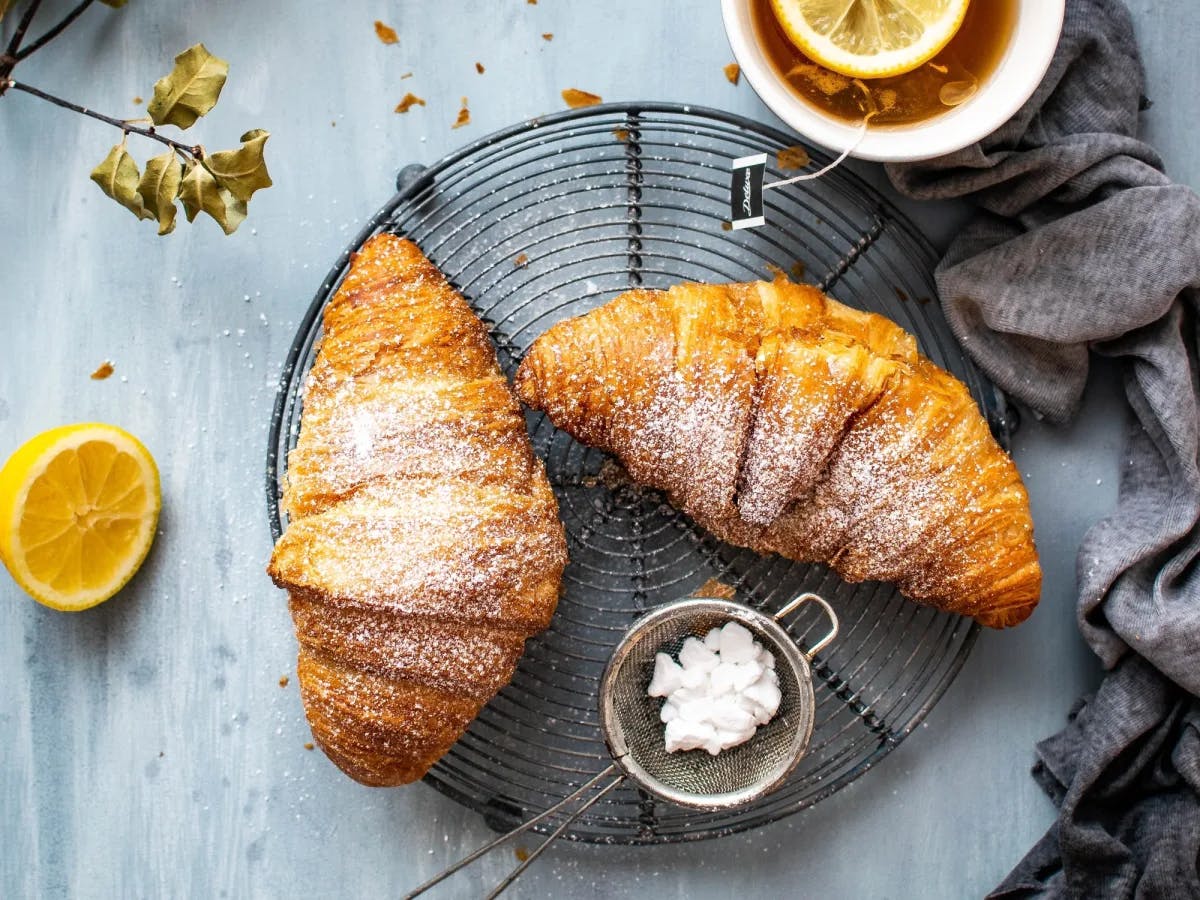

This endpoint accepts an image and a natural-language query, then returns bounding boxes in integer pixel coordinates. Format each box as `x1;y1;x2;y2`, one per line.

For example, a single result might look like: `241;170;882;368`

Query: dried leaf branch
0;2;271;235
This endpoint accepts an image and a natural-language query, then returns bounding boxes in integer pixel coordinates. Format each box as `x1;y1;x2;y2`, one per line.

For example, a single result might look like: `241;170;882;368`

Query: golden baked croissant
268;234;568;786
514;279;1039;628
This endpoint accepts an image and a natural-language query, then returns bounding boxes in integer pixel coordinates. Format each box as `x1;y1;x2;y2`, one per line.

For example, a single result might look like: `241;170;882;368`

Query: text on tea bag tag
730;154;766;230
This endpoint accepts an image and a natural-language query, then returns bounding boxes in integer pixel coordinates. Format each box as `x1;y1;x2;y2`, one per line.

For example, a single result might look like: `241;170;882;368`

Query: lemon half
770;0;971;79
0;424;161;611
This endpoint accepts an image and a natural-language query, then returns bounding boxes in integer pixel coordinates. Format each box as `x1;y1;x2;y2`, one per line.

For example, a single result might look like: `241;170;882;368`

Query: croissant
268;234;568;786
514;279;1040;628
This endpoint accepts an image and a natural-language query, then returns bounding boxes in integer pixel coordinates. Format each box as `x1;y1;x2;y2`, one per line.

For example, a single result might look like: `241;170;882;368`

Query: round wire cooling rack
267;102;1010;844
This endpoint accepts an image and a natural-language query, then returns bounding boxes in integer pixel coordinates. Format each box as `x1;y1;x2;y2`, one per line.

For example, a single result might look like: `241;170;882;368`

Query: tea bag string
762;118;869;190
764;81;878;191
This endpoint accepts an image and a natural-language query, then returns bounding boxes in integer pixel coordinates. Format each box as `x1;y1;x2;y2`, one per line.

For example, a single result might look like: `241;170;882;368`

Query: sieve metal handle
774;592;839;659
402;763;624;899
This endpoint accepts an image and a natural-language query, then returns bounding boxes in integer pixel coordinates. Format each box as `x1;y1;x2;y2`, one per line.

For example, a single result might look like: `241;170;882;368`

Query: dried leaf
137;152;183;235
475;62;485;74
179;163;246;235
562;88;601;109
724;62;740;85
452;97;470;129
147;44;229;130
203;130;272;203
394;92;425;113
90;144;152;221
776;145;810;170
90;361;115;380
374;20;398;44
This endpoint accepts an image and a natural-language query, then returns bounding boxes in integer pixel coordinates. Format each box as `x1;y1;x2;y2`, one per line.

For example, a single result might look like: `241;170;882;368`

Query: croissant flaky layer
514;279;1040;628
268;234;567;786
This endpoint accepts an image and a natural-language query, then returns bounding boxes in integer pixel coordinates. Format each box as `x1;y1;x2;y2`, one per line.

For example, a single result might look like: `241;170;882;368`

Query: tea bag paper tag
730;153;766;230
728;122;869;231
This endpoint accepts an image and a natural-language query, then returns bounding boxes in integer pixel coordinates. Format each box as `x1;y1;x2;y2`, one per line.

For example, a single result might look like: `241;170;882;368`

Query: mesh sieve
600;597;827;808
405;593;838;899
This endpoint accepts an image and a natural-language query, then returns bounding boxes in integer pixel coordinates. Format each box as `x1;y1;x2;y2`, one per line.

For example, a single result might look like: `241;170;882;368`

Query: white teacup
722;0;1066;163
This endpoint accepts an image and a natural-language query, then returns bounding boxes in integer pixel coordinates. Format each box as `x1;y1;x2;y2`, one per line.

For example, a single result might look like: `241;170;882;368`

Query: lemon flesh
771;0;971;79
0;424;161;611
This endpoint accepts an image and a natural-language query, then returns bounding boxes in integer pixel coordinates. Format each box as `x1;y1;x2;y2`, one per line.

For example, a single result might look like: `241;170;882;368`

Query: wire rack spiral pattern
267;103;997;844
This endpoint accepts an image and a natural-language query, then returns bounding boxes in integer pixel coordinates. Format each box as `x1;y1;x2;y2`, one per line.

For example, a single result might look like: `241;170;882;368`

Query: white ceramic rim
721;0;1066;163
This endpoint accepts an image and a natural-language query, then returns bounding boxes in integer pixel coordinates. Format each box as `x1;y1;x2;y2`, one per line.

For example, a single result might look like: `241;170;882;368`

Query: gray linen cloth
887;0;1200;896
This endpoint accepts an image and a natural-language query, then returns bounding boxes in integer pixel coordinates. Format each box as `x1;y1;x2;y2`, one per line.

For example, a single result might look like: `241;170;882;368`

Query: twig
5;79;202;157
15;0;94;61
0;0;45;80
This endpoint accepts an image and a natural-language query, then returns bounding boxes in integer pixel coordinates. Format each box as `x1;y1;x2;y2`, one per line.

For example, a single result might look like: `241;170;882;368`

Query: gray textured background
0;2;1189;897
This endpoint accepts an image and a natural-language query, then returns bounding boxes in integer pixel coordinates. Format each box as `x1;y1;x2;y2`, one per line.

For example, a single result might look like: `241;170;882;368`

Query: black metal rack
266;102;998;844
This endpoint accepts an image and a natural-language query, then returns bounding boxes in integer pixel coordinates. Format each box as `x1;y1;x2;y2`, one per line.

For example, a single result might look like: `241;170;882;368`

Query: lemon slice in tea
770;0;971;79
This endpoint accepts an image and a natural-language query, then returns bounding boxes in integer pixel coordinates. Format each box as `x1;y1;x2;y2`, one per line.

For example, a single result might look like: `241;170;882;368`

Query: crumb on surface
542;32;553;41
691;577;737;600
395;93;426;114
452;97;470;129
278;675;289;687
562;88;602;109
304;742;314;751
90;361;115;380
374;20;399;44
777;145;810;170
475;61;485;74
514;253;529;267
613;128;630;142
724;62;740;85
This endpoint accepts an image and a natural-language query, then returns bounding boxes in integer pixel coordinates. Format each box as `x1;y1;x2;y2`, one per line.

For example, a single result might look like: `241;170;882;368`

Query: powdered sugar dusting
517;278;1040;627
268;233;568;785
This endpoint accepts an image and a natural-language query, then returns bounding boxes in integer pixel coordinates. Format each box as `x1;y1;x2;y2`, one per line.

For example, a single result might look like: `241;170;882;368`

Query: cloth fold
887;1;1200;896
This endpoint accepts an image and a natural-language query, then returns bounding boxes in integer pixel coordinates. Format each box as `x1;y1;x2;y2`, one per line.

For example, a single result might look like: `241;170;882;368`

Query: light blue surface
0;1;1188;897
